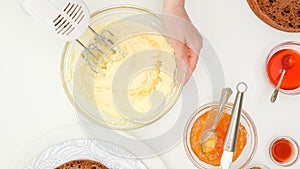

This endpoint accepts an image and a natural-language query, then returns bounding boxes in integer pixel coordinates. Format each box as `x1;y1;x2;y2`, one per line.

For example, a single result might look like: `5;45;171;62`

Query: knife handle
223;82;247;152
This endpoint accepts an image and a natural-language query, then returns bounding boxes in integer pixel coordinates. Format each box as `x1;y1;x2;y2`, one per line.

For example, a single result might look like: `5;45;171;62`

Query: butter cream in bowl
61;6;187;129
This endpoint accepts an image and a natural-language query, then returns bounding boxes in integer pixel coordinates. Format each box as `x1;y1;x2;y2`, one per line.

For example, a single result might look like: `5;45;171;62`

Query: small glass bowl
269;136;299;167
265;41;300;95
184;102;258;169
246;163;270;169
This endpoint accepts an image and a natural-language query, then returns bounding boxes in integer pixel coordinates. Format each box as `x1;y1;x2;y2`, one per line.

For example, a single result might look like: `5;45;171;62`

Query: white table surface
1;0;300;169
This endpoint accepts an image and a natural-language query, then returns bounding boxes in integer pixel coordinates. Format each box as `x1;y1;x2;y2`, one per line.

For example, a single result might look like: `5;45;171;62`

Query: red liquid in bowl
267;49;300;90
271;139;293;163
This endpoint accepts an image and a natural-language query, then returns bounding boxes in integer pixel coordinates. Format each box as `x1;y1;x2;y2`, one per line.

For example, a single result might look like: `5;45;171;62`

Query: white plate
24;139;147;169
10;124;167;169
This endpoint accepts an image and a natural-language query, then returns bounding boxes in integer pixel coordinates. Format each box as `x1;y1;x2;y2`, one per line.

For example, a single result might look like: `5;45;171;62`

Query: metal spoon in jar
200;88;233;152
270;55;295;103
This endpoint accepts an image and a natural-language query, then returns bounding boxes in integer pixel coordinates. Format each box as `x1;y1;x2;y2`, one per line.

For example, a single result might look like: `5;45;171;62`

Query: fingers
185;28;203;57
183;45;199;84
185;45;199;73
169;39;199;84
171;39;186;61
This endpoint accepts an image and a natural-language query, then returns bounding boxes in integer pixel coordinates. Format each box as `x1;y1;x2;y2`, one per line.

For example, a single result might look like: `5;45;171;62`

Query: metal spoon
200;88;233;152
270;55;295;103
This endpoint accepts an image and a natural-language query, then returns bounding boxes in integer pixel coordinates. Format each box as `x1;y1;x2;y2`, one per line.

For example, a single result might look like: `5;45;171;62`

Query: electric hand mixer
21;0;122;75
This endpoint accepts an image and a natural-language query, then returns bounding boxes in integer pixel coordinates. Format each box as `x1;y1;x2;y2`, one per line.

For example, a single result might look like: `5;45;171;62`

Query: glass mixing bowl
184;102;258;169
61;6;187;130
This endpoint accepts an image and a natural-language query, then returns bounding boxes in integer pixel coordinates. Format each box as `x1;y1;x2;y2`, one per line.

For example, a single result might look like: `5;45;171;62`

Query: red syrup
267;49;300;90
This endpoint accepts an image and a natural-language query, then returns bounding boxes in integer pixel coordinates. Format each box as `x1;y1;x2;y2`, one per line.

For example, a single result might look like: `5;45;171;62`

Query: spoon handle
270;69;286;103
211;88;233;130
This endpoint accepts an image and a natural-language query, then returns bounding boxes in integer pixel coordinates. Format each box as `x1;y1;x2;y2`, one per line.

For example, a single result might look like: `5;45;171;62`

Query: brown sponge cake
55;159;108;169
247;0;300;32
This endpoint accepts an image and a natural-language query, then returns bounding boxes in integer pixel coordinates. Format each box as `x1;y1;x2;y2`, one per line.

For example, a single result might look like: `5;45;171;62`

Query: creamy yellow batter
77;20;178;128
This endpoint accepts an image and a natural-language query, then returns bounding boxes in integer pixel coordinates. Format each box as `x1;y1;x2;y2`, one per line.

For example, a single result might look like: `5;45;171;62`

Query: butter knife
220;82;248;169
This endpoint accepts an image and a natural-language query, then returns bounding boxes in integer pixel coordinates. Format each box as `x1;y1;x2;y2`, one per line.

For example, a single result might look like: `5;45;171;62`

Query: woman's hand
163;0;203;83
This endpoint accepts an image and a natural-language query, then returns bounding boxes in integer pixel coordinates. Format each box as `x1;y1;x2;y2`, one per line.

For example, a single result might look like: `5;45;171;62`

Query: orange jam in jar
190;111;247;166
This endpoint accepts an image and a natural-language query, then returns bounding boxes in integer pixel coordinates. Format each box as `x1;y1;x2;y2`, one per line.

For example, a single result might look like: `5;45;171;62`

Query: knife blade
220;151;233;169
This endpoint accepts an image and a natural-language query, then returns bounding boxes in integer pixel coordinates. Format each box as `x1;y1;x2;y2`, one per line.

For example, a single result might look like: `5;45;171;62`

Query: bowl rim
183;102;258;169
60;5;186;130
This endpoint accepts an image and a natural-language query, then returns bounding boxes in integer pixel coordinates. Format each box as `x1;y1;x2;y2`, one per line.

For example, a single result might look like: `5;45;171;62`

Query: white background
1;0;300;168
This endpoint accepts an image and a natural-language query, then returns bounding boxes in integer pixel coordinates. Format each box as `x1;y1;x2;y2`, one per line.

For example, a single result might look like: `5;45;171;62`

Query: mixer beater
21;0;123;75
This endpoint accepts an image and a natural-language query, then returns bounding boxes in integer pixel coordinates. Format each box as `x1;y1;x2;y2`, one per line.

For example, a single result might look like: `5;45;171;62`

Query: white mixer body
22;0;90;41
